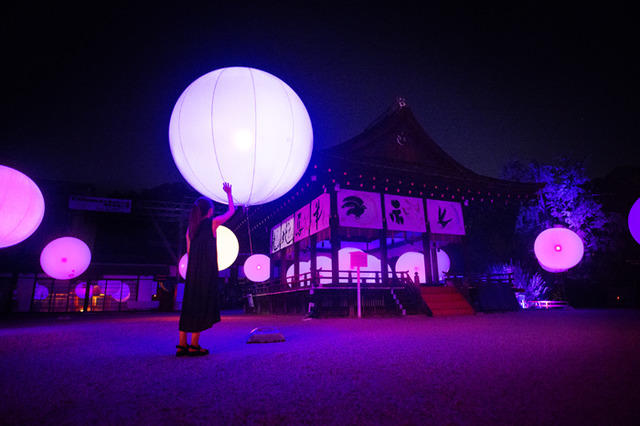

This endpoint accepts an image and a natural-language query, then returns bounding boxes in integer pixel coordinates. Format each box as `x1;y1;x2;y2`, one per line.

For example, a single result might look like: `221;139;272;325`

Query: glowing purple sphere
0;165;45;248
40;237;91;280
629;197;640;245
34;284;49;300
244;254;271;282
169;67;313;206
534;227;584;272
75;282;93;299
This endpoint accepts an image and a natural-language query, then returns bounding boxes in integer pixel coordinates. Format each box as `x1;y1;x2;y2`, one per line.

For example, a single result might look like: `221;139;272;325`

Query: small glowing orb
216;225;239;270
629;197;640;245
0;165;45;248
169;67;313;206
40;237;91;280
179;253;188;280
534;227;584;272
436;249;451;281
244;254;270;282
75;282;93;298
33;284;49;300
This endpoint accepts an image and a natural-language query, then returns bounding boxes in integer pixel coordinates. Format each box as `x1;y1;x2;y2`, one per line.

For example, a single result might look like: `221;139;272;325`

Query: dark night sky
3;1;637;194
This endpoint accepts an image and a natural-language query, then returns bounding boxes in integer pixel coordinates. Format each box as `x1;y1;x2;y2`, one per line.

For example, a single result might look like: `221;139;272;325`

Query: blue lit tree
502;158;618;259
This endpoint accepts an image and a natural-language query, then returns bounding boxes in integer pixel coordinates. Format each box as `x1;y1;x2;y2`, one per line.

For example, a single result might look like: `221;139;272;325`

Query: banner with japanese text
310;193;331;235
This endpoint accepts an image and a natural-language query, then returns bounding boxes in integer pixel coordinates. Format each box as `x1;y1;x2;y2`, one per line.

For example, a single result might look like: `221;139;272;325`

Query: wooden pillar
379;194;389;286
310;233;318;287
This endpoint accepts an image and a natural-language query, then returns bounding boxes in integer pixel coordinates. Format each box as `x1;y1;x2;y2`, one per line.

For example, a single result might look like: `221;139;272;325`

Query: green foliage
502;158;615;257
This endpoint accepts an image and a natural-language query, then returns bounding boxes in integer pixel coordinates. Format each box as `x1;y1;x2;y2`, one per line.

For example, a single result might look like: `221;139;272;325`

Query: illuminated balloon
33;284;49;300
216;225;239;270
534;227;584;272
286;261;310;286
178;226;238;275
179;253;188;280
40;237;91;280
396;251;425;283
244;254;270;282
75;282;93;298
0;165;45;248
316;255;332;285
112;283;130;302
629;197;640;245
169;67;313;206
436;249;451;281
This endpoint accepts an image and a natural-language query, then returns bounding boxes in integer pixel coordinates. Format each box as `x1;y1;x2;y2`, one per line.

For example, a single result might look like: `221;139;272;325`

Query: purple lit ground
1;309;639;425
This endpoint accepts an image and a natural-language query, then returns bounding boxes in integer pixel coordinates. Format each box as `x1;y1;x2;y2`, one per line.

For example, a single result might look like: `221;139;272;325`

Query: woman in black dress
177;183;235;357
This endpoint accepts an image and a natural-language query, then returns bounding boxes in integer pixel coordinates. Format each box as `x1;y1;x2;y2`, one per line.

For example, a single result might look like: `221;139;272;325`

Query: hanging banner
384;194;427;232
426;199;465;235
280;215;295;249
338;189;382;229
310;193;330;235
294;203;310;242
270;223;282;253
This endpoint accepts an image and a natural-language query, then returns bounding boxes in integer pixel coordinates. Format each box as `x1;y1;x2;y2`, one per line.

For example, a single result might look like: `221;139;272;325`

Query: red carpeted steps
420;286;475;316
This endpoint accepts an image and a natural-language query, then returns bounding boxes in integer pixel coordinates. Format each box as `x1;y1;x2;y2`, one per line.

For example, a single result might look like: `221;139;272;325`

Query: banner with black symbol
426;199;465;235
294;203;310;242
384;194;427;232
338;189;382;229
310;193;330;235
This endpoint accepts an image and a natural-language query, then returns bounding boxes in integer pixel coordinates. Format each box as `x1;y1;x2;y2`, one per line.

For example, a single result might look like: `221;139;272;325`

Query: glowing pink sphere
0;165;45;248
179;253;188;280
40;237;91;280
534;227;584;272
244;254;271;282
169;67;313;206
629;197;640;245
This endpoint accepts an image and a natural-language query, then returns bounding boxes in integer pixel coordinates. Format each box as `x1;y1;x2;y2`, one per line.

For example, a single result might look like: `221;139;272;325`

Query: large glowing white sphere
169;67;313;206
436;249;451;281
534;227;584;272
217;225;239;270
629;197;640;245
286;261;311;285
40;237;91;280
316;255;332;285
179;253;188;280
244;254;270;282
396;251;425;283
0;165;45;248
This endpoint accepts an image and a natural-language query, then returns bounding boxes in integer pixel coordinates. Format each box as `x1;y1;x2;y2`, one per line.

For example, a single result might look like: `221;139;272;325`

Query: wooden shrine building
235;98;542;317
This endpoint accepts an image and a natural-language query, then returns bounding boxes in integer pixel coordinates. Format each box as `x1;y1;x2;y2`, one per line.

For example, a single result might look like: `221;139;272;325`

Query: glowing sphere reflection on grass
0;165;45;248
169;67;313;206
40;237;91;280
629;197;640;245
244;254;270;282
534;227;584;272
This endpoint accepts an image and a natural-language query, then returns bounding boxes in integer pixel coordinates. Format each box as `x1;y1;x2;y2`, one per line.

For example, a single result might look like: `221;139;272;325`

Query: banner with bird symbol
294;203;310;242
384;194;426;232
310;193;330;235
426;199;465;235
338;189;382;229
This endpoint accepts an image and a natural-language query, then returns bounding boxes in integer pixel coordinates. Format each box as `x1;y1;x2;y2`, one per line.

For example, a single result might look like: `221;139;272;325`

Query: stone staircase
420;286;475;317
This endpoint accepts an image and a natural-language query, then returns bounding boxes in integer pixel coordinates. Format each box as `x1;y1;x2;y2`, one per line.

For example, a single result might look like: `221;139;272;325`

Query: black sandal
188;344;209;357
176;345;189;357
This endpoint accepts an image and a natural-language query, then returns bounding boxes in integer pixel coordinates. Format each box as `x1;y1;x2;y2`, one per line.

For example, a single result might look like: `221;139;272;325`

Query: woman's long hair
188;197;213;242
